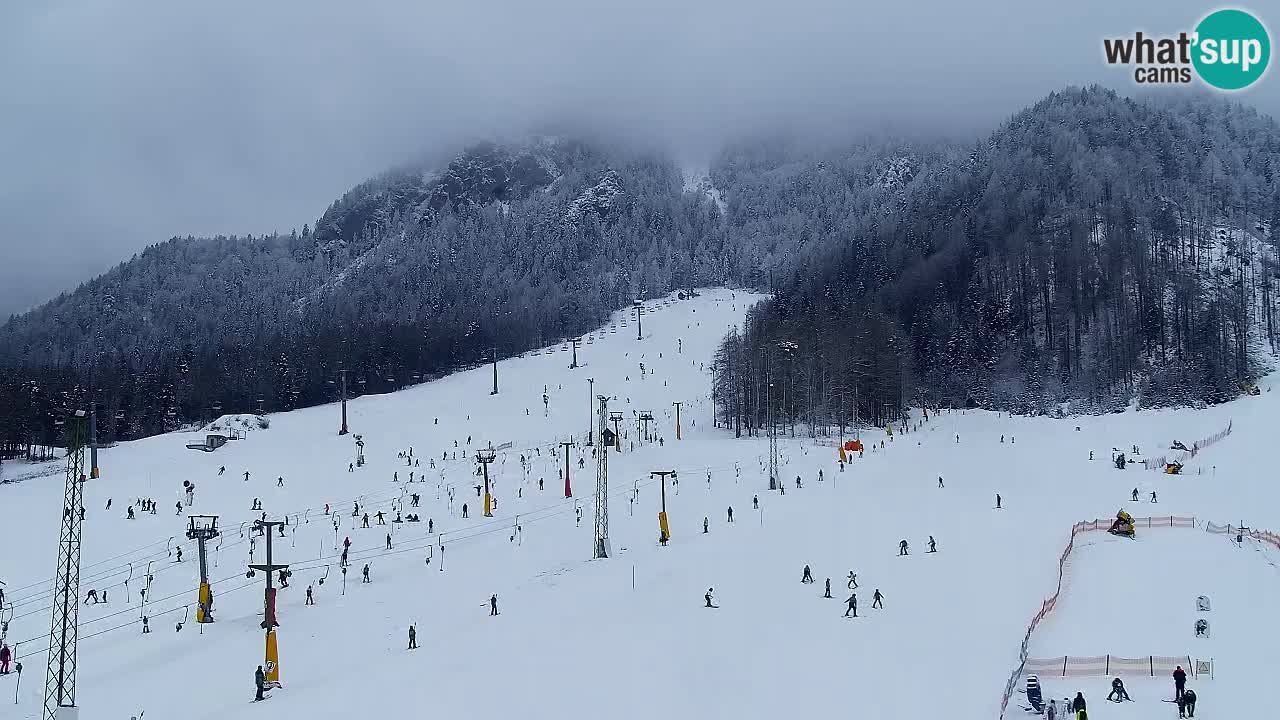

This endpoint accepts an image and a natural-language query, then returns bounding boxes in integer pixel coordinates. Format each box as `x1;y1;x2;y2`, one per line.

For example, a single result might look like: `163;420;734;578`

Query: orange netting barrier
1024;655;1196;678
1147;420;1233;471
999;512;1276;717
999;516;1192;718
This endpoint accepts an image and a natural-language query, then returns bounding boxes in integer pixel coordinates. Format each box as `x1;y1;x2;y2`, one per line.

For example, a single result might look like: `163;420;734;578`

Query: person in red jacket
1173;665;1187;699
0;642;11;674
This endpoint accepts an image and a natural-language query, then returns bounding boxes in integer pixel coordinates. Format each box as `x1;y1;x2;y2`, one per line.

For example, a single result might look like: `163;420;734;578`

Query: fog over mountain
2;0;1269;316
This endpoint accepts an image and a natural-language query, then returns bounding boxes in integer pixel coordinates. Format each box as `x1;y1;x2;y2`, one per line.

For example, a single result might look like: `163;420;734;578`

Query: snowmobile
1025;673;1044;713
1108;510;1135;538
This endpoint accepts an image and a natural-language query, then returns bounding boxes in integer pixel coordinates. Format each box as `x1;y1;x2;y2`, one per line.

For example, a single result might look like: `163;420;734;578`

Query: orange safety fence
1024;655;1196;678
1147;420;1233;471
999;512;1273;718
999;516;1192;719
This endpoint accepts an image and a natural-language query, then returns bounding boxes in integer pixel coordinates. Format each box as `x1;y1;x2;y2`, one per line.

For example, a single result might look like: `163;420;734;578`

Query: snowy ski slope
2;286;1278;720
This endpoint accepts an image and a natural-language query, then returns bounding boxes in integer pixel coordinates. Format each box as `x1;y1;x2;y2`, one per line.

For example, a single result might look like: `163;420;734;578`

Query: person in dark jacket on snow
1107;677;1131;701
1173;665;1187;699
1177;688;1196;718
801;565;814;583
254;665;265;701
1071;692;1086;719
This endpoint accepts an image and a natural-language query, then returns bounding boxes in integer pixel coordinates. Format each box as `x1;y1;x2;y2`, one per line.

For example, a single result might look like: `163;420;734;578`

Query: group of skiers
1033;667;1198;719
794;564;884;618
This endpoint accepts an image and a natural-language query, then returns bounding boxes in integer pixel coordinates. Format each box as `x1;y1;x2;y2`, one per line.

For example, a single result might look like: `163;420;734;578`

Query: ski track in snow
1;287;1277;720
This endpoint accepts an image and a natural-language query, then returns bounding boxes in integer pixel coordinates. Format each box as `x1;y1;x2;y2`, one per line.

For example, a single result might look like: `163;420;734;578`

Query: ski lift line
6;569;263;651
8;457;741;631
8;578;263;664
6;531;259;621
3;533;176;598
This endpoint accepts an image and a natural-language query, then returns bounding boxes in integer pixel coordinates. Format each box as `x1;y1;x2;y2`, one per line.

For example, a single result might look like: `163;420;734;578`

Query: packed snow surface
1;287;1276;720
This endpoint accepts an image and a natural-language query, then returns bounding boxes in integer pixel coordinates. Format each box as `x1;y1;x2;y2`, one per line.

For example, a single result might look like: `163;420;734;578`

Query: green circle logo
1193;9;1270;90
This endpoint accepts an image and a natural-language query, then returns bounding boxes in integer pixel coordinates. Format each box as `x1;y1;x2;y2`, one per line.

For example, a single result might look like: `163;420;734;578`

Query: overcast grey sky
1;0;1274;317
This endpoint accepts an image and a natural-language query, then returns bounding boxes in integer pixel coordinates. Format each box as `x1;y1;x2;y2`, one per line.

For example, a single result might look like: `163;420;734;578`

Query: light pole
586;378;595;446
634;301;644;340
673;401;683;440
336;370;350;436
490;348;499;396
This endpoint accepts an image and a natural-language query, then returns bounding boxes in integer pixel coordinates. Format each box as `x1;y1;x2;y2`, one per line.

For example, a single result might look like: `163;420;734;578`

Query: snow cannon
1025;674;1043;712
1165;461;1183;475
1108;510;1135;538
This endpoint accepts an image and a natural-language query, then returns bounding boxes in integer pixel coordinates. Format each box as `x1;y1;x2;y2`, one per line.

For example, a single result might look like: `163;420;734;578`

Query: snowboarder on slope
1071;692;1086;720
1107;677;1131;702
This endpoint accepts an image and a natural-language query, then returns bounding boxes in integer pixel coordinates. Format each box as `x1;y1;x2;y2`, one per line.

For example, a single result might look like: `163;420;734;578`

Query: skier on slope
1107;677;1131;702
727;506;734;522
938;476;944;488
1132;488;1139;502
408;625;417;650
1178;688;1196;718
927;535;937;553
843;593;857;617
703;517;709;534
490;594;499;616
254;665;265;701
872;589;884;609
362;564;371;583
0;642;10;674
824;578;832;598
899;540;909;556
704;588;716;608
801;565;814;583
847;571;857;589
1071;692;1086;720
753;495;759;510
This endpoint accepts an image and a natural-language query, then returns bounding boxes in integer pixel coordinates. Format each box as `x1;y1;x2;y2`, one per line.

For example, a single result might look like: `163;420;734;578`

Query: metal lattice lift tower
593;396;611;558
44;410;88;720
186;516;220;623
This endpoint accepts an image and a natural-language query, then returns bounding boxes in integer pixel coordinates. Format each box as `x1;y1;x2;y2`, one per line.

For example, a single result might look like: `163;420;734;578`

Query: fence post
1063;656;1068;676
1105;655;1110;675
1149;656;1154;677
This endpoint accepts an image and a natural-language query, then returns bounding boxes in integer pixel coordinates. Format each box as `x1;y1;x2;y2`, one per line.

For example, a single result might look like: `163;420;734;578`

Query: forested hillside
3;87;1279;456
713;87;1280;437
0;138;731;451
